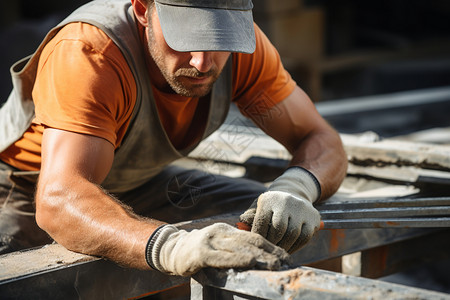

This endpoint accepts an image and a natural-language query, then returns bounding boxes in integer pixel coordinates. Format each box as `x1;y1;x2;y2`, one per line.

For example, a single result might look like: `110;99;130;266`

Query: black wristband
287;166;322;201
145;224;168;270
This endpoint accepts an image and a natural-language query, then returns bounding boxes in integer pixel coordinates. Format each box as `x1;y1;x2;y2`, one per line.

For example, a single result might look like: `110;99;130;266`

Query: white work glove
240;167;321;254
145;222;290;277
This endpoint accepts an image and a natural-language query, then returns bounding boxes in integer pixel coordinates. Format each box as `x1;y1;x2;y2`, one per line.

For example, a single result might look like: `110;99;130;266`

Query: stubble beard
147;24;221;97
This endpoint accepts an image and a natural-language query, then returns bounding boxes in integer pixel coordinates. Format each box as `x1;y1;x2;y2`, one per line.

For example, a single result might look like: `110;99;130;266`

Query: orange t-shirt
0;22;296;171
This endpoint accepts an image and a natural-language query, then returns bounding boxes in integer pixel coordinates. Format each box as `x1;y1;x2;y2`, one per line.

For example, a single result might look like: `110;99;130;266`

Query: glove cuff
268;166;321;202
145;224;179;272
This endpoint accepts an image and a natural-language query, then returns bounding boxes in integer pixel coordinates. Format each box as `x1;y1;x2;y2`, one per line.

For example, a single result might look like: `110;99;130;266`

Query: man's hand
240;167;321;254
146;223;290;277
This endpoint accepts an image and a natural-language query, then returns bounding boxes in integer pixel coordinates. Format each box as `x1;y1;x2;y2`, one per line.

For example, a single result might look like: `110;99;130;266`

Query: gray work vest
0;0;232;193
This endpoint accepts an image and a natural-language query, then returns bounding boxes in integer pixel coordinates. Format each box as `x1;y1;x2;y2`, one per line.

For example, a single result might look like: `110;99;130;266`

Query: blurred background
1;0;450;136
254;0;450;101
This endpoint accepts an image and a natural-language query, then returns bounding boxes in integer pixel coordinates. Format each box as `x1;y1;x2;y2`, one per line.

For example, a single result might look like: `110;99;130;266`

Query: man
0;0;347;276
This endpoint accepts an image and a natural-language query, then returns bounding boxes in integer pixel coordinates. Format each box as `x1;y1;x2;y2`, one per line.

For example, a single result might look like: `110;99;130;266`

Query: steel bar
321;217;450;229
320;206;450;219
315;197;450;229
316;196;450;210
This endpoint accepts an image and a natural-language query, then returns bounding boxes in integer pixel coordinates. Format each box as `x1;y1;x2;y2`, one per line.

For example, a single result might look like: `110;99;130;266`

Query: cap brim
155;3;256;54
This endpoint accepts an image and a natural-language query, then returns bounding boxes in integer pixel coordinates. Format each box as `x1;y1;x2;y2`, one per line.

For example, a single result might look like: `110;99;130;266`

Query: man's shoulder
52;22;114;52
42;21;128;70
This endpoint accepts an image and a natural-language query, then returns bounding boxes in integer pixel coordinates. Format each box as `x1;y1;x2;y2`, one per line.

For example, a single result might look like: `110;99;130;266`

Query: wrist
268;166;321;202
145;224;179;272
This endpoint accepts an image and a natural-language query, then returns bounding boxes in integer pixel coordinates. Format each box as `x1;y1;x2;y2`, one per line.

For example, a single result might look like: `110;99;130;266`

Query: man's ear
131;0;149;27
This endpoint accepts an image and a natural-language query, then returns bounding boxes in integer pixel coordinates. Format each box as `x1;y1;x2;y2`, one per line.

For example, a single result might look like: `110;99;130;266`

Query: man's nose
189;52;213;73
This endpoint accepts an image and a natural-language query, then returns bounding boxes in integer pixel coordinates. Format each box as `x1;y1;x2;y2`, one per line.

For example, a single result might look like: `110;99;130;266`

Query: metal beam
191;267;450;300
316;196;450;229
0;209;447;299
321;206;450;219
316;196;450;210
321;217;450;229
0;245;188;300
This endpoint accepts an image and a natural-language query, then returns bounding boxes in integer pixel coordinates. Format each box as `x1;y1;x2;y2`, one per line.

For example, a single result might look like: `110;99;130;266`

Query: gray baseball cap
154;0;256;54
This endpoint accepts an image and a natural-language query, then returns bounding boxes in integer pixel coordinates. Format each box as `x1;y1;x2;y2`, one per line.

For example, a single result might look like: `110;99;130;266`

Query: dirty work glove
145;222;290;277
240;167;321;254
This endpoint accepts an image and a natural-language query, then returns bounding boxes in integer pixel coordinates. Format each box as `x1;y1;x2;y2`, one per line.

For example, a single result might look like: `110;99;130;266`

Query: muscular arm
35;128;162;269
35;128;290;274
249;86;347;200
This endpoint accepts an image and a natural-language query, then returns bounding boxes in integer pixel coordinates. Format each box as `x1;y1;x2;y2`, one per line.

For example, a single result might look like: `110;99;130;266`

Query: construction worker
0;0;347;276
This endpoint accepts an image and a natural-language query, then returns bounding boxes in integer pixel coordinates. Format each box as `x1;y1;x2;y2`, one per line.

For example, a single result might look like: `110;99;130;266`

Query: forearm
241;85;346;252
35;176;163;270
289;125;347;201
248;86;347;201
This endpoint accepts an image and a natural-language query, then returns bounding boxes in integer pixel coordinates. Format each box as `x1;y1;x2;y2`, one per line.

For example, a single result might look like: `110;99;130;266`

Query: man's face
146;7;231;97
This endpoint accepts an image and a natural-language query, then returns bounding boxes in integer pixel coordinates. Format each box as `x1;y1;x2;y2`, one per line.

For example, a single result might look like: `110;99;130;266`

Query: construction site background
1;0;450;104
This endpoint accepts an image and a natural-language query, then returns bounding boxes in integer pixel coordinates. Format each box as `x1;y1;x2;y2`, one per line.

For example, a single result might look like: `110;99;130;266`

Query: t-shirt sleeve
232;23;297;117
32;23;136;148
